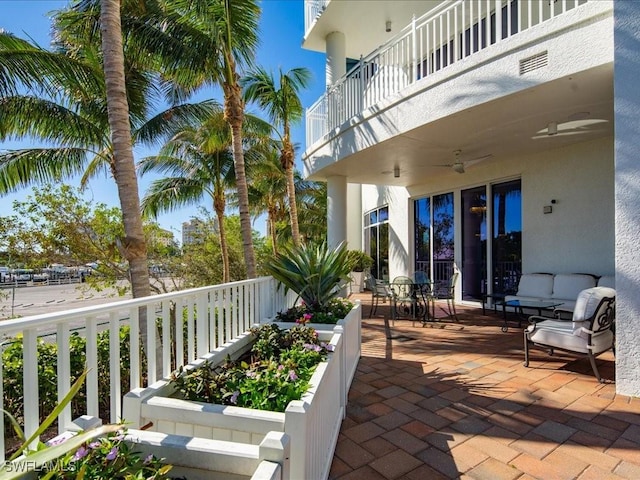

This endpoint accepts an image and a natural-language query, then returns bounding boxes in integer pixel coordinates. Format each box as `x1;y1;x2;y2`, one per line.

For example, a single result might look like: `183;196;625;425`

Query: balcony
305;0;592;149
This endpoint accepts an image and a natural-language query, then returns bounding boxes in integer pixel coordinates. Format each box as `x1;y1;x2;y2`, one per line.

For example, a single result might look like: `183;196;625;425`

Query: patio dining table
389;277;434;325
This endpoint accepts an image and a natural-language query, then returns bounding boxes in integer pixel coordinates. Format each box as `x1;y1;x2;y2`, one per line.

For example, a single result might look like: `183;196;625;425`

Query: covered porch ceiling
308;63;614;187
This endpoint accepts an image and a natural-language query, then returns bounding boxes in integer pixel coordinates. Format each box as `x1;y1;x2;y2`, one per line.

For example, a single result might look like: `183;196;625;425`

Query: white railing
306;0;590;147
0;276;292;461
304;0;330;35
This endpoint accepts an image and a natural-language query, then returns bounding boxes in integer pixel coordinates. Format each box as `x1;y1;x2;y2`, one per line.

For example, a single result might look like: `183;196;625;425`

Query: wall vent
519;51;548;75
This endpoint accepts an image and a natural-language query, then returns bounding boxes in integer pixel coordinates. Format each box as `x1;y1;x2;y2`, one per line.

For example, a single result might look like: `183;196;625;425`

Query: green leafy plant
275;297;353;324
263;241;352;311
0;370;173;480
39;428;173;480
170;324;334;413
345;250;374;272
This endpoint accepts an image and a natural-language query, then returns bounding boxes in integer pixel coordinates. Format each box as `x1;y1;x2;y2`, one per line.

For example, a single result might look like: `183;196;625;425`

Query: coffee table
497;299;564;332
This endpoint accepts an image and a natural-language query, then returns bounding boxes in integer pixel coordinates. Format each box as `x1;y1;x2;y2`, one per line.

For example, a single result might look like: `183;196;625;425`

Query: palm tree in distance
161;0;262;278
140;109;272;283
241;66;312;247
246;145;289;256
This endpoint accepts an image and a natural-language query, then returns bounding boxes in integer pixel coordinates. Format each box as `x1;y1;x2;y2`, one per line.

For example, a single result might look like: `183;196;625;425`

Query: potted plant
346;250;373;293
263;241;354;324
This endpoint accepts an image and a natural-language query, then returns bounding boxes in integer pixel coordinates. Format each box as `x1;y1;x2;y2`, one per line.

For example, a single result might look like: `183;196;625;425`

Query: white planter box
124;303;362;480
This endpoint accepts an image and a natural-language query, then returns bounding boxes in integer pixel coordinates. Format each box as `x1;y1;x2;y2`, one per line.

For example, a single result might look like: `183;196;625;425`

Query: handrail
305;0;591;147
0;276;293;461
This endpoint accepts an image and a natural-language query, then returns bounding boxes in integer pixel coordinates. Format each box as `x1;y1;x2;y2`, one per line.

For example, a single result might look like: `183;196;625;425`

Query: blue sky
0;0;326;238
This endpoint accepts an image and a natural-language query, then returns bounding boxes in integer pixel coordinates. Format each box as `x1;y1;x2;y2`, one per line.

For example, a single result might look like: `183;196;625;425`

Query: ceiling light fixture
547;121;558;136
386;21;392;32
393;165;400;178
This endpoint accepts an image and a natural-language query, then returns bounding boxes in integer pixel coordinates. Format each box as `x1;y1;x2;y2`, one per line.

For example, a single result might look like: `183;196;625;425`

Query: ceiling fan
434;150;493;174
532;118;609;139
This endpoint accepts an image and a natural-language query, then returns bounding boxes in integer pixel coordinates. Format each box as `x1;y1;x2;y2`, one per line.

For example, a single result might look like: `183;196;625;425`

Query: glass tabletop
503;299;564;309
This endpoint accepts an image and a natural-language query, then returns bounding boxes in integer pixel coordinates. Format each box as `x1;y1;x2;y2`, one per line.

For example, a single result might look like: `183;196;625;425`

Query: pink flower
287;370;298;381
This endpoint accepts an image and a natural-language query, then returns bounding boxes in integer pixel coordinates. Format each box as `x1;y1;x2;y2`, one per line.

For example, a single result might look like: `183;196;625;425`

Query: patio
330;293;640;480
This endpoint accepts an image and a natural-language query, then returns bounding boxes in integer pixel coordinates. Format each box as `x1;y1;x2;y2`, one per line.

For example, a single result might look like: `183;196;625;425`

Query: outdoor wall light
386;21;392;32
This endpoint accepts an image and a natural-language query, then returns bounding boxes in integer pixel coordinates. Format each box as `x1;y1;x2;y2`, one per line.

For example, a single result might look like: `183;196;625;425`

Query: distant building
182;220;204;246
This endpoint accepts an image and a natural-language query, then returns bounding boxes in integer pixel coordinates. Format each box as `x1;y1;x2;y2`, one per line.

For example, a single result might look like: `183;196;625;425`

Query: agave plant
264;242;352;311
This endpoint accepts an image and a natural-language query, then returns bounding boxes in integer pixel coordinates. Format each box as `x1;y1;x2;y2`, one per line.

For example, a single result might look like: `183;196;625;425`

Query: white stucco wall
523;138;614;275
356;137;614;286
613;0;640;396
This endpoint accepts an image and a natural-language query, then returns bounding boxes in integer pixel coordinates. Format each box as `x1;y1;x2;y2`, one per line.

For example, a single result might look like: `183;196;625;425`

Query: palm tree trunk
214;193;230;283
282;137;301;247
100;0;153;366
223;81;257;278
268;209;278;256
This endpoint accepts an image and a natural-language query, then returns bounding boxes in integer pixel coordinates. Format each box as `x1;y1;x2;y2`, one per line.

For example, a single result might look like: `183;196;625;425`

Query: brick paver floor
329;294;640;480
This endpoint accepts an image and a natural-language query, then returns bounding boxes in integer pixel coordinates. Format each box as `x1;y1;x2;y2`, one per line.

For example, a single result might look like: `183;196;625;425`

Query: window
364;206;389;281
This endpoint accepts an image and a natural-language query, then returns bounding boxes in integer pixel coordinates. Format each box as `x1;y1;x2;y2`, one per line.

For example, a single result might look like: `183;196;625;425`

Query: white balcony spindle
187;296;195;362
86;317;99;417
162;300;171;378
109;311;120;422
130;306;140;389
23;328;39;447
57;322;71;433
175;299;184;370
146;304;157;385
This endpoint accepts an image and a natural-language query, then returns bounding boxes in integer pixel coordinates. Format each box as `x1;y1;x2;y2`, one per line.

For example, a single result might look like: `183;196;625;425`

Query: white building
301;1;640;395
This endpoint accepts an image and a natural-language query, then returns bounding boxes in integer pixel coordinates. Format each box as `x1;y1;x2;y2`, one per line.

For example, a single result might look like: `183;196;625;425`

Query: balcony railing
306;0;589;148
304;0;330;35
0;276;295;461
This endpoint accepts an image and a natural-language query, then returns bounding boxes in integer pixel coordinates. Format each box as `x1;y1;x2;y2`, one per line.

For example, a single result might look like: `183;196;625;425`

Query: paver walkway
329;294;640;480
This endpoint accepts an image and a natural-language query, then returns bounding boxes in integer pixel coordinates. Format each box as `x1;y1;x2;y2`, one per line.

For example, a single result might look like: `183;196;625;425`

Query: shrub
275;297;354;324
263;241;352;311
170;324;334;412
345;250;374;272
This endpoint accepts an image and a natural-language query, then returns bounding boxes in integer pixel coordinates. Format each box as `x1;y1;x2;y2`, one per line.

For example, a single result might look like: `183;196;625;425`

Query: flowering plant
40;428;173;479
170;324;334;412
276;297;354;325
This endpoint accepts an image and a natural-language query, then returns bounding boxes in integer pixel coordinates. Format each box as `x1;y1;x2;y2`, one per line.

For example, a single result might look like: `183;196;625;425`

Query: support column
327;175;347;249
347;184;363;249
614;0;640;396
325;31;346;87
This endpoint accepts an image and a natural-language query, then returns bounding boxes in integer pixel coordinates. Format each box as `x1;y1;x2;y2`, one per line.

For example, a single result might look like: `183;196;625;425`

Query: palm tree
100;0;150;300
241;66;312;247
246;146;288;256
162;0;262;278
140;109;270;282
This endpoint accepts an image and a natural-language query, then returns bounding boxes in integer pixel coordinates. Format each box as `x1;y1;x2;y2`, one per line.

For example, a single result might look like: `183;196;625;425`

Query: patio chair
523;286;616;382
432;272;459;321
390;276;425;326
365;273;392;318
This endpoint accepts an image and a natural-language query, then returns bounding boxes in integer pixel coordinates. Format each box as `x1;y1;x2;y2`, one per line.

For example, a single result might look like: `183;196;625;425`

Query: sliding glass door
414;180;521;300
365;206;389;281
492;180;522;294
462;187;487;301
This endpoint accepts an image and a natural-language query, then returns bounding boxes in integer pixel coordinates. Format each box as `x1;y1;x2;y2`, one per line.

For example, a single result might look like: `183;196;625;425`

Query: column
613;0;640;396
325;31;346;87
327;175;347;249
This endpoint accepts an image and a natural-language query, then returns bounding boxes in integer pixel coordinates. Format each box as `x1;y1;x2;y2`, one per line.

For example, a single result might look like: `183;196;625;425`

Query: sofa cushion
527;319;613;354
597;275;615;289
572;286;616;323
552;274;597;301
516;274;554;298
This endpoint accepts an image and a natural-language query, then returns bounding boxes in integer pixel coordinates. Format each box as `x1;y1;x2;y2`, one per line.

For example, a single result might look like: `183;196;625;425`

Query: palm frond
0;96;107;147
0;148;89;193
134;99;222;146
141;176;208;218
